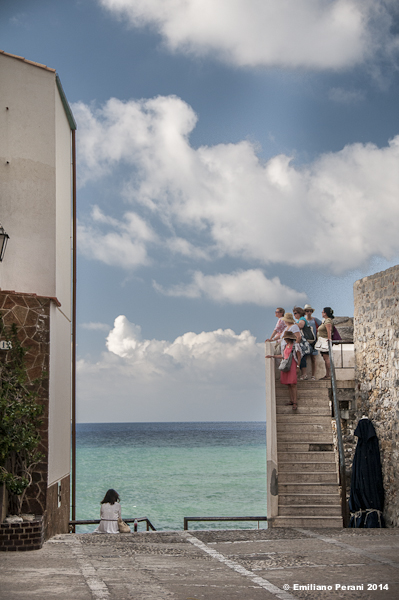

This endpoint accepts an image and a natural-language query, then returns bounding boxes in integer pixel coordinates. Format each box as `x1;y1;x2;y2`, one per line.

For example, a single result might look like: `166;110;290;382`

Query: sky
1;0;399;422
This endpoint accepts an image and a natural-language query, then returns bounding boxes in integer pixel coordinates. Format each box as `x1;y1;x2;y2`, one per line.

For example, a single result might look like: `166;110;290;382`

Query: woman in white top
94;489;122;534
281;312;301;343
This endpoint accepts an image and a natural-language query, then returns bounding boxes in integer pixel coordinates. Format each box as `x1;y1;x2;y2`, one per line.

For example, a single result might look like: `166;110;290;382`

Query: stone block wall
45;474;70;539
0;290;69;538
0;517;44;551
0;290;51;517
334;381;356;500
353;266;399;527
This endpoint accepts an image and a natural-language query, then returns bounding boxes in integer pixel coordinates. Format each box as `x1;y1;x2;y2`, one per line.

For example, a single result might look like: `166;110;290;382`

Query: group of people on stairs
265;304;338;410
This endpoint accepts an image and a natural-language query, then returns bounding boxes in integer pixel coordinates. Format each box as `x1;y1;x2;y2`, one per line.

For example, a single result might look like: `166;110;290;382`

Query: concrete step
276;384;330;393
278;442;334;452
278;451;336;463
276;397;332;415
276;415;332;424
275;390;330;400
278;432;334;443
279;472;339;483
279;483;339;494
272;516;342;528
279;461;337;472
279;493;341;506
276;380;330;389
277;422;333;433
276;405;331;415
278;504;342;517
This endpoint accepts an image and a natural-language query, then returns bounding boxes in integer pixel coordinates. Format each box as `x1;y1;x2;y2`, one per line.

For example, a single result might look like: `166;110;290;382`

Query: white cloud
81;322;111;332
98;0;398;70
154;269;307;307
78;206;157;269
77;316;266;422
164;237;211;261
328;87;365;103
74;95;399;275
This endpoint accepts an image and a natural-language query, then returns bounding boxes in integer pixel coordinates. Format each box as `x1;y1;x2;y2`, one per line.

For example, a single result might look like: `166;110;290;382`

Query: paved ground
0;528;398;600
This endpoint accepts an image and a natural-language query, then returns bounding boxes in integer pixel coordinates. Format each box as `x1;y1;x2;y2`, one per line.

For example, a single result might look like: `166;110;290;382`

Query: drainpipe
71;129;77;531
55;74;77;532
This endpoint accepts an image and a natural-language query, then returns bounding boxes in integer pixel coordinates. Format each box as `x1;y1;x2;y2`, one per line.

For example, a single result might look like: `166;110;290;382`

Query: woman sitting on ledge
94;489;121;534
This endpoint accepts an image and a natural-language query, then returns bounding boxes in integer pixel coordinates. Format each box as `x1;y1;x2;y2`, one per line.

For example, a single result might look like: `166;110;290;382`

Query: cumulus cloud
154;269;307;307
98;0;398;70
77;316;265;421
328;87;365;103
81;322;111;332
74;95;399;275
78;205;157;269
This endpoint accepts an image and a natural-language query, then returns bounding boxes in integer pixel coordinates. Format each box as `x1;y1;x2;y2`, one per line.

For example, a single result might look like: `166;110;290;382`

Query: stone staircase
272;379;343;528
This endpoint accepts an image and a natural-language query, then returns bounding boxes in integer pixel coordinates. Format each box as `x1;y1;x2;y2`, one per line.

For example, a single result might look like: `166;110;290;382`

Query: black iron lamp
0;223;9;262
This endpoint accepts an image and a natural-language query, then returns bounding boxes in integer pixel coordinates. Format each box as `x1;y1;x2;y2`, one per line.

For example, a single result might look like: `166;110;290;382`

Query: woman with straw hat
281;312;301;343
266;330;301;410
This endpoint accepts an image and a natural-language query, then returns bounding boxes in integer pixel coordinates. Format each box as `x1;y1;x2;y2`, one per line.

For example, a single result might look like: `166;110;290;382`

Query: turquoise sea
75;422;267;532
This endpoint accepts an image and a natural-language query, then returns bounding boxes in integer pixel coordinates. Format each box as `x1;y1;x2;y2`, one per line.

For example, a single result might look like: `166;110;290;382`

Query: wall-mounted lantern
0;223;9;261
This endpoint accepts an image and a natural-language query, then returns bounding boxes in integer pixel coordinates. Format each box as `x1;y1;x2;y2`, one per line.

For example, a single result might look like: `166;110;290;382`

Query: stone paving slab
0;528;398;600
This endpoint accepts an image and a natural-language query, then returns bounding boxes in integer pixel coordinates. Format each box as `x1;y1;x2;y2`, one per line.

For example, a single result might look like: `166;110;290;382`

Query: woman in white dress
94;489;121;534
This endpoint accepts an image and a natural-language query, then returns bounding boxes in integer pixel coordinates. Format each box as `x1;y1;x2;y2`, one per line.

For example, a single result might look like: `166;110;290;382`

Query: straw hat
283;330;296;341
303;304;315;312
282;312;295;324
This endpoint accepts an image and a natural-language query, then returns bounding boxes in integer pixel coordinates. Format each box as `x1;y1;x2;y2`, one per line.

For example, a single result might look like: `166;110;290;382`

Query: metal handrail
184;516;267;530
69;516;156;531
328;339;349;527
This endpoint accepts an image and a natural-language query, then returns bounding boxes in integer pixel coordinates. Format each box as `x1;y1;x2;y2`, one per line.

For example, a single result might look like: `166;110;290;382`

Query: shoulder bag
118;517;131;533
302;323;315;343
278;347;294;372
314;337;329;352
300;337;312;355
332;326;341;340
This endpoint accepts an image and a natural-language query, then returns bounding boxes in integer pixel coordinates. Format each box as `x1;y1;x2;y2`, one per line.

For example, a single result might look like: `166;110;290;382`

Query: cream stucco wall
0;52;73;492
48;304;71;486
0;55;57;296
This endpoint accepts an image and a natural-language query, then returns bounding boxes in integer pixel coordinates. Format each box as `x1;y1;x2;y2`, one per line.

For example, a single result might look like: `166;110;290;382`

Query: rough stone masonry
353;265;399;527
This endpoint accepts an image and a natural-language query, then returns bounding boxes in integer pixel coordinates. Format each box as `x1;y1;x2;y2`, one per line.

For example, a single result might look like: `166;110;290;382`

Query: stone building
309;270;399;528
352;266;399;527
0;51;76;540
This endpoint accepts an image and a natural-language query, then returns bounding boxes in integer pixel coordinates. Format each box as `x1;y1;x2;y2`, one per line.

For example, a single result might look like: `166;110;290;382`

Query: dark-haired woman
94;489;121;533
317;307;334;379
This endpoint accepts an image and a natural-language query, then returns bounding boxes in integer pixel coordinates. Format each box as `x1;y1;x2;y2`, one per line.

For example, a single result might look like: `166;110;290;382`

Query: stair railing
265;341;278;526
328;340;349;527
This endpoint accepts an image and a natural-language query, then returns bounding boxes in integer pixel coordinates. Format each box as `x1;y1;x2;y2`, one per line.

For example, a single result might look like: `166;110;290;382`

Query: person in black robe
349;418;385;527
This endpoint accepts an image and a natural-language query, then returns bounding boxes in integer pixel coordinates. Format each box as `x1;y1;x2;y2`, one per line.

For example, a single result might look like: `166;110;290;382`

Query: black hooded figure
349;418;385;527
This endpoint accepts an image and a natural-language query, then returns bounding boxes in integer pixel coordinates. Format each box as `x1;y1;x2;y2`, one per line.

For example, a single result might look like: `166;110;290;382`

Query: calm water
75;422;267;532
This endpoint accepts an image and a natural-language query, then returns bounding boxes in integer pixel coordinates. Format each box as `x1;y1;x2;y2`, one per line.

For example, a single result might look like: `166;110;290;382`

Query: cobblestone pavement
0;528;398;599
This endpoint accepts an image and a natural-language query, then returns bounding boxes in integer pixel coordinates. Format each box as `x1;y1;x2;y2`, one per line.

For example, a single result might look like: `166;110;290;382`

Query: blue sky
2;0;399;422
